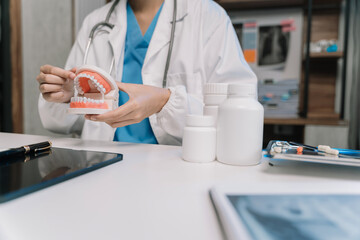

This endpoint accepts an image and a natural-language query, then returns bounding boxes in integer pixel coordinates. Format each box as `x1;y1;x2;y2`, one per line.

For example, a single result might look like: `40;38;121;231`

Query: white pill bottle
217;83;264;166
203;83;228;126
182;115;216;163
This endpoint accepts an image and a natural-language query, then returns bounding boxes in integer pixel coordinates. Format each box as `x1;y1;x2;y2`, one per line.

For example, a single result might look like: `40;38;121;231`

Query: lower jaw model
67;65;119;115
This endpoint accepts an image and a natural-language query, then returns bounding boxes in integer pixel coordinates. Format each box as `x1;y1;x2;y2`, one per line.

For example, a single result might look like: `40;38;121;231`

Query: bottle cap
186;115;215;127
204;83;228;95
204;95;228;105
228;83;257;97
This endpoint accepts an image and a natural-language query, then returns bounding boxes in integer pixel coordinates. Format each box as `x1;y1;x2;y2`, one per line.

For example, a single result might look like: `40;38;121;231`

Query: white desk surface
1;132;360;240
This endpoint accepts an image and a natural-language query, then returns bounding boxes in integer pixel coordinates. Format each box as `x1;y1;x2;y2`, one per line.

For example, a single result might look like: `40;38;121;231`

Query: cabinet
0;0;23;133
216;0;349;145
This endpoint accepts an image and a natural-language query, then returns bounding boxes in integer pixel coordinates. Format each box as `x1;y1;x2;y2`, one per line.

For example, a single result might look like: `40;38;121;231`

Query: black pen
0;149;52;166
289;141;317;151
0;141;52;160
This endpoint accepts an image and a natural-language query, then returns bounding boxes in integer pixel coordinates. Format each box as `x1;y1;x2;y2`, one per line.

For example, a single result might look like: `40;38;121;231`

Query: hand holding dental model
85;82;170;128
37;64;171;128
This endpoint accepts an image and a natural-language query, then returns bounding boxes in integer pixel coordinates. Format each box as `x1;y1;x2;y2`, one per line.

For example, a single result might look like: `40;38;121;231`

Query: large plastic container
216;83;264;166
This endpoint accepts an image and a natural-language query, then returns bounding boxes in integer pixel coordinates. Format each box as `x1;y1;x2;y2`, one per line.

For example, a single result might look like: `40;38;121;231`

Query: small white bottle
217;83;264;166
182;115;216;163
203;83;228;126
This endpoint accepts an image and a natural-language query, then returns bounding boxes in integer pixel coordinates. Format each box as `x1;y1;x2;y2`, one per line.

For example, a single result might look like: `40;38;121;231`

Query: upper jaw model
67;65;119;115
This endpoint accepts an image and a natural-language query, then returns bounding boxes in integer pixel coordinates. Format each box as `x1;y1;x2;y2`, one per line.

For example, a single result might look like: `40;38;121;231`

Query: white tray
67;108;111;115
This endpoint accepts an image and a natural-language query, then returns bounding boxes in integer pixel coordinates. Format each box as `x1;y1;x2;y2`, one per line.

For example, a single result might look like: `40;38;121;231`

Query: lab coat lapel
108;0;127;82
143;0;188;86
145;0;173;64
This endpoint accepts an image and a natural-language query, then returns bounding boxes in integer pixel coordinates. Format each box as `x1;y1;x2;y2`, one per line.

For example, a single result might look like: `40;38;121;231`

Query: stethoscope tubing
163;0;177;88
83;0;177;88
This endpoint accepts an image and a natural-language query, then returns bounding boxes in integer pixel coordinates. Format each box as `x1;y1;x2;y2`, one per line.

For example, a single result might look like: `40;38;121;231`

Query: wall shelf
264;118;348;126
217;0;304;10
217;0;343;10
308;51;343;59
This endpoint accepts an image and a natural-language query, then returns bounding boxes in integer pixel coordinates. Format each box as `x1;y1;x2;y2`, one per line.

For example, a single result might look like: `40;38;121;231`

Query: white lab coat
38;0;257;145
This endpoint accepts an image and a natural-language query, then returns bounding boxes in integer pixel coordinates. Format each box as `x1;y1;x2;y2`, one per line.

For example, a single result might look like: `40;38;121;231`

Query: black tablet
0;147;123;203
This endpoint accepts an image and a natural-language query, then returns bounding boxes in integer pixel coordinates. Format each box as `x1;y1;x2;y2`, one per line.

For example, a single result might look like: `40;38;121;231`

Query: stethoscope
83;0;177;88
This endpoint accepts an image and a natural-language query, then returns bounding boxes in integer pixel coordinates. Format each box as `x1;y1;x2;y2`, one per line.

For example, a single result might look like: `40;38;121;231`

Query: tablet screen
227;194;360;240
0;147;123;203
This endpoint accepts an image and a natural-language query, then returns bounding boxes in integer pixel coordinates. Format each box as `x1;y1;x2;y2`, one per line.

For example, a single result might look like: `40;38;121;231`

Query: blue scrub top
114;3;163;144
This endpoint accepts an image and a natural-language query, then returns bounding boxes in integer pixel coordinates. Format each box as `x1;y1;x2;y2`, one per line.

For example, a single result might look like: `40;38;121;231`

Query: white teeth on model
74;73;107;94
74;76;84;94
71;96;104;104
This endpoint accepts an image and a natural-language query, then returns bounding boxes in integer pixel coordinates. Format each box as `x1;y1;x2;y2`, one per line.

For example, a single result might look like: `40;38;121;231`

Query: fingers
40;65;76;80
70;67;77;73
42;92;65;102
84;99;145;128
36;72;67;85
116;82;128;92
106;120;136;128
89;101;136;122
85;110;134;123
85;113;140;128
37;65;76;103
116;82;133;96
39;84;63;94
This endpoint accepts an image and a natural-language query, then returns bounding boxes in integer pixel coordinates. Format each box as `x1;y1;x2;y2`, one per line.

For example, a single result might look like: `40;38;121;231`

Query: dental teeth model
67;65;119;115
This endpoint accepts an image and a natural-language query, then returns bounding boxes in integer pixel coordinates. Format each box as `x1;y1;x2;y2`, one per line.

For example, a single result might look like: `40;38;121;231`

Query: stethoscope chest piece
67;65;119;115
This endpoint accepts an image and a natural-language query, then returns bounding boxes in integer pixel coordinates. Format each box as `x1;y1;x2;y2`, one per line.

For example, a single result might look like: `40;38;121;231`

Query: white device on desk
266;141;360;168
210;184;360;240
229;9;303;118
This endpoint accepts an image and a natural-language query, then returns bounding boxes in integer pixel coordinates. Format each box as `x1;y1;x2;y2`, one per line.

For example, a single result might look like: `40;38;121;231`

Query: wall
21;0;105;136
73;0;106;38
22;0;73;136
305;125;349;149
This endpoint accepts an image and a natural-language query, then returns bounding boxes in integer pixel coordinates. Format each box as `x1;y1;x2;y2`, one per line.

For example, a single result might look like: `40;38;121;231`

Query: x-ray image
228;195;360;240
258;26;290;67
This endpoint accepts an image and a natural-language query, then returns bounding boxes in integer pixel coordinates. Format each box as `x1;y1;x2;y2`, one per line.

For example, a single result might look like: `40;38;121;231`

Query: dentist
37;0;256;145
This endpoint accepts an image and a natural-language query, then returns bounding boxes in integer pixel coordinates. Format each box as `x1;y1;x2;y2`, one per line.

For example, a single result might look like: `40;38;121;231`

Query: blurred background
0;0;359;149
